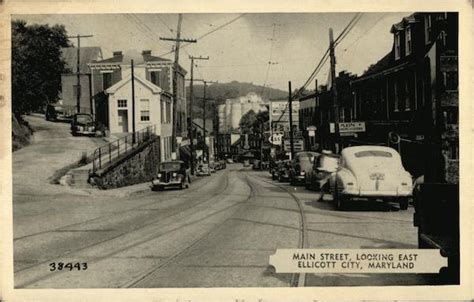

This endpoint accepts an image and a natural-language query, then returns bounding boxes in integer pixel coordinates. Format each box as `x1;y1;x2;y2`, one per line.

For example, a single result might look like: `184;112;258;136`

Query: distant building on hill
218;92;268;133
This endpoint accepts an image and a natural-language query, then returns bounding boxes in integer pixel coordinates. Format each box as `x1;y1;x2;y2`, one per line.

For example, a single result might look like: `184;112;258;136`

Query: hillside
186;81;287;118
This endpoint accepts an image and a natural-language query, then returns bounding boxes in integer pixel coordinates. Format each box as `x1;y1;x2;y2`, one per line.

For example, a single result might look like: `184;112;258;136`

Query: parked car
329;146;413;210
218;160;227;170
270;160;282;180
71;113;96;136
277;160;292;182
243;159;251;167
261;161;270;170
151;160;190;191
209;161;216;173
252;159;261;170
289;151;320;186
196;163;211;176
305;150;339;191
45;104;73;122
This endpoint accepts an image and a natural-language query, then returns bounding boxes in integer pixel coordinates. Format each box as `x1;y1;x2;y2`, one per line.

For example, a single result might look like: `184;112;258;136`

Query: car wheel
305;177;310;190
399;197;409;210
332;184;343;210
336;194;348;211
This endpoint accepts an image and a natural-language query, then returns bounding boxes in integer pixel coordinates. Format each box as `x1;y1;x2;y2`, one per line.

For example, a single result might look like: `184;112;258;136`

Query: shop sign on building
338;122;366;133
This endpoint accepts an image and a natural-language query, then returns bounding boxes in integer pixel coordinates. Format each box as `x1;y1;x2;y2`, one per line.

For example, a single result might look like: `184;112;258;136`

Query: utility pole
188;55;209;174
329;28;339;153
160;14;197;159
67;34;93;113
131;59;136;143
288;81;295;160
192;79;217;163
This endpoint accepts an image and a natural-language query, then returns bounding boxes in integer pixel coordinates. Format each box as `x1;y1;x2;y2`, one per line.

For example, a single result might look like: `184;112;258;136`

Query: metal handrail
91;125;157;173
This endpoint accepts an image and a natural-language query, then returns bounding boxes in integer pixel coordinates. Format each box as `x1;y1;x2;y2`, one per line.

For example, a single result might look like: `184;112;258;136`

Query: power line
157;14;246;57
260;23;278;99
124;14;170;50
334;13;363;46
274;13;362;124
340;13;387;52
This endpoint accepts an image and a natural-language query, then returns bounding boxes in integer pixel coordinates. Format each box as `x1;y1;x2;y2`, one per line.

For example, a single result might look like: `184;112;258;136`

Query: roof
390;13;417;33
105;74;162;94
360;51;393;78
341;145;398;156
93;50;172;65
61;47;102;73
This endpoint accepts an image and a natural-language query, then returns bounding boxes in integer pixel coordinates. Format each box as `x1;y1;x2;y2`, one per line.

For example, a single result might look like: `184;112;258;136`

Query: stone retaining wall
90;137;160;189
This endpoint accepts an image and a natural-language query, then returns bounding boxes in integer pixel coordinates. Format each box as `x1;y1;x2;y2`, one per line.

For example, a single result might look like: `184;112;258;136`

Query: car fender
336;168;357;192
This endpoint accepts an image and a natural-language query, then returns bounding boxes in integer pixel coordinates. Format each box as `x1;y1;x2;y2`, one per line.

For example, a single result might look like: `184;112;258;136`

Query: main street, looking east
13;116;431;288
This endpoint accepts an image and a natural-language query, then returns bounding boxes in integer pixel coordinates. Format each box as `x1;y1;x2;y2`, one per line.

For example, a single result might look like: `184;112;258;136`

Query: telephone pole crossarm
160;37;197;43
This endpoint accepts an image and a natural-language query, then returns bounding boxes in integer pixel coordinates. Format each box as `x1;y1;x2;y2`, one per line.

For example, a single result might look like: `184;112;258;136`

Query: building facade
297;12;458;178
89;50;187;161
88;50;187;140
60;47;103;114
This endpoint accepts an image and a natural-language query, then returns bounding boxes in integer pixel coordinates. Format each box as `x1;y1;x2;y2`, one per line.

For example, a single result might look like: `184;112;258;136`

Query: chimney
142;50;152;61
112;51;123;57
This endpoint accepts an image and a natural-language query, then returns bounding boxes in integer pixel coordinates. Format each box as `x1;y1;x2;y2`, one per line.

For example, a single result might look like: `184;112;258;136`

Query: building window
404;80;410;111
118;99;127;108
166;100;171;123
102;72;112;90
444;72;458;91
394;81;399;112
394;32;401;60
424;14;432;44
139;99;150;122
150;71;160;86
73;85;81;98
405;26;412;55
161;100;165;123
140;111;150;121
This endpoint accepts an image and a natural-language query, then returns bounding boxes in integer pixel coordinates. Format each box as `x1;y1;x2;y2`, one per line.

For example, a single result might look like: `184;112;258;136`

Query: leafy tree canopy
239;109;270;134
239;110;257;134
12;20;71;115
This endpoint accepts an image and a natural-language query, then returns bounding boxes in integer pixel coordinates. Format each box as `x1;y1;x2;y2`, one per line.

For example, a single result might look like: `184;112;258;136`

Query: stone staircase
61;166;91;189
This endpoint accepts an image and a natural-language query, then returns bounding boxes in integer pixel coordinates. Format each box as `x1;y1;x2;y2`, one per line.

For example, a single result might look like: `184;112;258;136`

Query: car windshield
354;150;393;158
76;115;92;124
160;162;181;170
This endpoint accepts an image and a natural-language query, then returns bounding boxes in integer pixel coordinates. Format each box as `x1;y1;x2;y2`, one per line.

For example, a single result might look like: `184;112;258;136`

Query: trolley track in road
16;171;232;286
245;172;308;287
125;173;257;288
14;173;214;242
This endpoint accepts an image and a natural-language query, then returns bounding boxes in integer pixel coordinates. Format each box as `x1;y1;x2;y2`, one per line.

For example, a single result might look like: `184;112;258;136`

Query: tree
239;110;257;134
12;20;71;115
253;110;269;132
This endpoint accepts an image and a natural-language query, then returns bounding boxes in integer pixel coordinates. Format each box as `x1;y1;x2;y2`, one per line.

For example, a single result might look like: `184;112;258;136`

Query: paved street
13;120;432;288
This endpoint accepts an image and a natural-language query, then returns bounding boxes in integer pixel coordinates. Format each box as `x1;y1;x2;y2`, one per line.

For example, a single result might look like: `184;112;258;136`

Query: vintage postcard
0;0;472;301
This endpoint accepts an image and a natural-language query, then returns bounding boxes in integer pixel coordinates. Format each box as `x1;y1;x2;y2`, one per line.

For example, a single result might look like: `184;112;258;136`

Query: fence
91;125;157;173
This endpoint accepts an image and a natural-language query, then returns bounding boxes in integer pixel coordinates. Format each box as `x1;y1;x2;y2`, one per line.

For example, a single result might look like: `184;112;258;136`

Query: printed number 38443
49;262;87;271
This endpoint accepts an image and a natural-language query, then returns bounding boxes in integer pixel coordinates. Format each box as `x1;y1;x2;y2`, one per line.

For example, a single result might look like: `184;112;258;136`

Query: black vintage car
71;113;96;136
288;151;319;186
151;160;191;191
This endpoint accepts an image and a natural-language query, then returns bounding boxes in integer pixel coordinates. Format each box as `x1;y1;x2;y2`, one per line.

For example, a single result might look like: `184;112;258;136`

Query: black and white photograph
2;1;470;300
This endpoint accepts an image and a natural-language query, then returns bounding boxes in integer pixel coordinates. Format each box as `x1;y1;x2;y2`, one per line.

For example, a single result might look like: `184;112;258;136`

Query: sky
14;12;411;92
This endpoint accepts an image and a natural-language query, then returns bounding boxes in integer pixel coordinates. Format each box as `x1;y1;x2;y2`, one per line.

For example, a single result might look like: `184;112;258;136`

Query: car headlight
300;171;305;176
172;172;177;178
157;173;162;178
